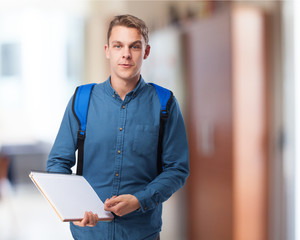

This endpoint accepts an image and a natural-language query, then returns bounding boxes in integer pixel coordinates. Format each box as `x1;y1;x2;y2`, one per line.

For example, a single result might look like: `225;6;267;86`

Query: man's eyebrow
129;41;143;48
111;41;122;45
111;40;142;45
130;40;142;45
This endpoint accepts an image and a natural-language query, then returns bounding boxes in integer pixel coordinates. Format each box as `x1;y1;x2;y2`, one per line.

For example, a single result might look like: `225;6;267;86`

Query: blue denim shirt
47;76;189;240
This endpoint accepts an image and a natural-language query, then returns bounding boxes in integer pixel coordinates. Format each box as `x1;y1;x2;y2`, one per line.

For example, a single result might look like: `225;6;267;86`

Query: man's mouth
120;63;133;68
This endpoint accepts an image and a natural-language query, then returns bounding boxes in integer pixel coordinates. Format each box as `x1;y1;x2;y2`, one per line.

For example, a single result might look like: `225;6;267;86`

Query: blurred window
0;6;86;144
0;43;21;77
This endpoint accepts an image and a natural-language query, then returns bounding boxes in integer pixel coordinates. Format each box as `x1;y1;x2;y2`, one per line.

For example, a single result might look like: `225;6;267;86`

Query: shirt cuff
133;191;160;213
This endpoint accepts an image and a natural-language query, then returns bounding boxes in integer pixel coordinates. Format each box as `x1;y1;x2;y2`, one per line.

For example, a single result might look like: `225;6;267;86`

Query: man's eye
114;45;121;48
132;45;141;49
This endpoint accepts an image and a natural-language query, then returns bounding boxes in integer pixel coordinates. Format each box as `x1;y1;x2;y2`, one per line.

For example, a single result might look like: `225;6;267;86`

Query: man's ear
143;45;150;60
104;44;110;59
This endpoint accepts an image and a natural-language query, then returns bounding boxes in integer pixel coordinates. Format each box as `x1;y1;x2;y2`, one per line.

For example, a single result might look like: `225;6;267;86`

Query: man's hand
73;211;99;227
104;194;140;217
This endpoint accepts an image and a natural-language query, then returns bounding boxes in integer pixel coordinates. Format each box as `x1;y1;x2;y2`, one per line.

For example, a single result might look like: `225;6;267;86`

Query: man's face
105;26;150;83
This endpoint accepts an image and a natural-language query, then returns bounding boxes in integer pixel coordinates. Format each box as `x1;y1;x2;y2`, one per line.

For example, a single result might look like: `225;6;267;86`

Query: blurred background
0;0;298;239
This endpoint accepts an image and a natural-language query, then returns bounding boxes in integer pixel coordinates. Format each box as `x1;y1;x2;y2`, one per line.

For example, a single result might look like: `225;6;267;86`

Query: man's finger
106;195;120;207
81;211;89;226
73;212;88;227
87;211;93;226
75;211;98;227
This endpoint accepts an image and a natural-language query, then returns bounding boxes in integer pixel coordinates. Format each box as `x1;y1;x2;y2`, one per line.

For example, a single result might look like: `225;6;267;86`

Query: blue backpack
72;83;173;176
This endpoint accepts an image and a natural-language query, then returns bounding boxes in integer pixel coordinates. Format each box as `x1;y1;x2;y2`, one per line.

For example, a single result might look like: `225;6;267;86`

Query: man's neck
110;75;140;100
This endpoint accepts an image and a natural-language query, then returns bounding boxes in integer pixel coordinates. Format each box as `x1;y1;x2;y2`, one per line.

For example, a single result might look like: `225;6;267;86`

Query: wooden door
184;4;268;240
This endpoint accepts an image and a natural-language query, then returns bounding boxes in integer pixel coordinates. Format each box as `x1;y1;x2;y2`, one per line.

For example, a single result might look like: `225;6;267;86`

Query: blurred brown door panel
184;4;268;240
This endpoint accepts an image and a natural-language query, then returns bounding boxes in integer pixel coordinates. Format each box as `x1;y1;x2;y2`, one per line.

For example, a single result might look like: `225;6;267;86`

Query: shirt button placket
112;103;126;196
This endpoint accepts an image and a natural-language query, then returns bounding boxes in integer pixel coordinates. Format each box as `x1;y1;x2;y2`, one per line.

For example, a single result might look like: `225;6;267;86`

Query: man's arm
47;97;78;174
133;96;189;212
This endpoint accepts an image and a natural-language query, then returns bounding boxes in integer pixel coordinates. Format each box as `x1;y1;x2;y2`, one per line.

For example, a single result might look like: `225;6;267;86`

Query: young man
47;14;189;240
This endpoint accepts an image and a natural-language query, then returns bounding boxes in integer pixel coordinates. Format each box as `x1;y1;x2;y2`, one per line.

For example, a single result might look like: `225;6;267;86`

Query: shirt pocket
133;125;159;156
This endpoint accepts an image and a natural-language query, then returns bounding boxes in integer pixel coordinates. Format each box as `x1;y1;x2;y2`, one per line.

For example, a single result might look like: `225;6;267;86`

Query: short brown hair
107;14;149;45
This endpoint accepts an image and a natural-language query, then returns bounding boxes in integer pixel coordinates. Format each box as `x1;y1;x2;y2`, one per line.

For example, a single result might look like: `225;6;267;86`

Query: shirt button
113;95;115;98
122;105;125;109
115;173;119;177
117;150;121;154
119;127;123;131
144;206;148;210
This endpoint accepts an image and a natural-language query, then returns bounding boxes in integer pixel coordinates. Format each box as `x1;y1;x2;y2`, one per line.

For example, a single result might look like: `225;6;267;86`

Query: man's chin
117;73;140;82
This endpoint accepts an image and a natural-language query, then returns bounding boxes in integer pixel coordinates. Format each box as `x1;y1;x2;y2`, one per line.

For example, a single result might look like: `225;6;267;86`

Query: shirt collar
104;75;146;100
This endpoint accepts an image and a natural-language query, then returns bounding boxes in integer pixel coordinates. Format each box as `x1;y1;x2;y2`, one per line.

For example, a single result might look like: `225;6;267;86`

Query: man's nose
122;47;131;59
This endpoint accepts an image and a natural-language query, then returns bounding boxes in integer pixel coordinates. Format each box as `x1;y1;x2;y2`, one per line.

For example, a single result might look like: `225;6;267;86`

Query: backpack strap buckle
77;130;86;140
161;110;169;120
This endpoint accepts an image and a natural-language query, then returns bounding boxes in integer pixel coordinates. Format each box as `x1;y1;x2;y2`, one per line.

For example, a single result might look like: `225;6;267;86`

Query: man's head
107;14;149;45
105;14;150;84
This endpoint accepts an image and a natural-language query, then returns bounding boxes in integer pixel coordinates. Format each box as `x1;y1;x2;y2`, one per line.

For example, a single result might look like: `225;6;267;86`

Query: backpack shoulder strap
149;83;173;174
72;83;96;175
149;83;173;119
